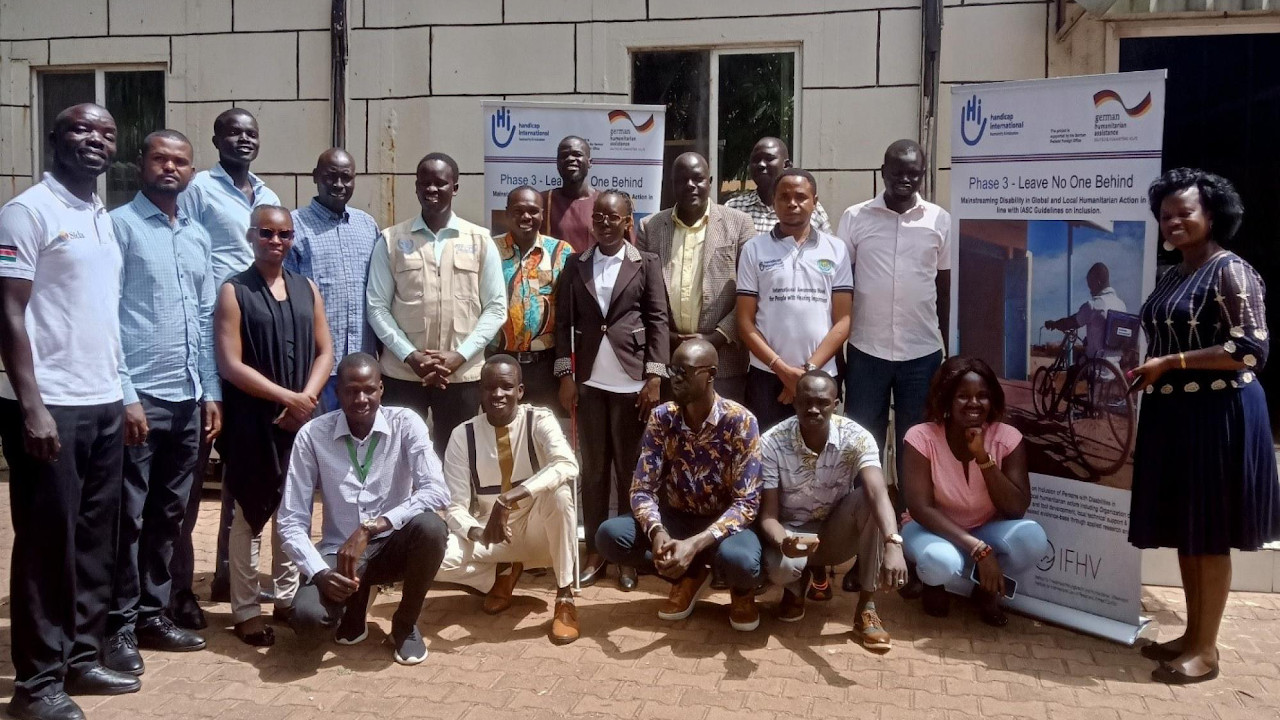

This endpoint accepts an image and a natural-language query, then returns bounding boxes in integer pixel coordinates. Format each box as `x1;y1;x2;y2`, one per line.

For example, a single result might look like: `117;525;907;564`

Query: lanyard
345;434;381;485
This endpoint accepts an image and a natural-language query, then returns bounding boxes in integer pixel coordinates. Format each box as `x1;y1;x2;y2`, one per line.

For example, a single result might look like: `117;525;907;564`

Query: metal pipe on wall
920;0;943;201
330;0;349;148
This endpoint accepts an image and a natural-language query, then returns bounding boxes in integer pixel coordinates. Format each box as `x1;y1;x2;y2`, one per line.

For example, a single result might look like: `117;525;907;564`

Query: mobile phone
1127;374;1145;395
790;532;820;553
970;564;1017;599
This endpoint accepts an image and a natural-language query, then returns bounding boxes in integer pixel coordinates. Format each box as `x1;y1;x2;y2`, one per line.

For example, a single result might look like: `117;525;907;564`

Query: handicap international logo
490;106;516;148
1092;89;1153;118
607;110;656;133
959;94;987;147
816;259;835;274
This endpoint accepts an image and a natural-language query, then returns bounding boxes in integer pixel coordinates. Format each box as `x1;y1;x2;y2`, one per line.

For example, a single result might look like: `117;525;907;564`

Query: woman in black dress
215;205;333;645
1128;168;1279;684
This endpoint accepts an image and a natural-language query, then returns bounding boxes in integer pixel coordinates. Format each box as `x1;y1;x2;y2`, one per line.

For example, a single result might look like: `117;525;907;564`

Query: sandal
234;619;276;647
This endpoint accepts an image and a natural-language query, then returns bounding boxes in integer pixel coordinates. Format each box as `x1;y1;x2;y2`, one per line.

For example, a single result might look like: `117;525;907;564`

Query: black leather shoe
208;575;230;604
170;590;207;630
137;616;206;652
102;630;143;676
258;590;277;604
8;691;85;720
65;665;141;696
577;558;607;587
617;565;638;591
842;561;861;593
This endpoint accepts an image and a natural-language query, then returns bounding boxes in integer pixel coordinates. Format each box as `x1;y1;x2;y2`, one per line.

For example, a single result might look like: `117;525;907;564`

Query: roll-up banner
950;71;1167;644
481;100;666;233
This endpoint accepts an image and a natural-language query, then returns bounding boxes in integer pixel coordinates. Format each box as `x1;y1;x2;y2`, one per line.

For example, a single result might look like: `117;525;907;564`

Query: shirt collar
790;415;841;455
870;192;924;215
409;212;459;239
677;394;726;433
209;162;266;193
673;204;711;231
308;197;349;223
41;172;102;212
497;233;545;261
770;223;816;246
129;191;191;226
332;407;391;441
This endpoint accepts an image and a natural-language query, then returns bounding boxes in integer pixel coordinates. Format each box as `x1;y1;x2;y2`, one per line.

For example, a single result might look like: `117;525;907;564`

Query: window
632;48;798;207
37;68;167;209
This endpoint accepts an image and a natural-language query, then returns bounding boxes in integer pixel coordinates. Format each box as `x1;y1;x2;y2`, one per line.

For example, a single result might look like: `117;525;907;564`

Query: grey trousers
763;488;883;593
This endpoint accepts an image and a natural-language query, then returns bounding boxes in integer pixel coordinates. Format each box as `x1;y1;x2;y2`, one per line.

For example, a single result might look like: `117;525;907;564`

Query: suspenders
465;409;542;514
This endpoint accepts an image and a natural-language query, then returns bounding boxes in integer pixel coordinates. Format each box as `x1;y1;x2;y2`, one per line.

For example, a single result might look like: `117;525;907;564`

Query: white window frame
30;64;168;198
630;44;803;188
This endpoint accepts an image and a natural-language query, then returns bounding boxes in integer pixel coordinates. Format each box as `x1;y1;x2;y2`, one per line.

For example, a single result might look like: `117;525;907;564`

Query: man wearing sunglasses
595;339;764;631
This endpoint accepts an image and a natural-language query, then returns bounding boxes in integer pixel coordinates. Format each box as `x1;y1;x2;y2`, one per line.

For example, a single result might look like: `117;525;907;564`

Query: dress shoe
657;566;710;621
549;599;580;645
855;603;892;652
617;565;638;591
777;586;806;623
272;606;295;625
65;665;142;696
842;561;862;593
577;558;607;587
102;629;143;676
483;563;524;615
208;576;230;604
8;691;85;720
136;616;206;652
728;588;760;632
170;590;207;630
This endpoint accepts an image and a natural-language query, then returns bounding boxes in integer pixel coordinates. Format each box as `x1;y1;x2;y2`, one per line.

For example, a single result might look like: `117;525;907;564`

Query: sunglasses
666;364;715;379
250;227;295;240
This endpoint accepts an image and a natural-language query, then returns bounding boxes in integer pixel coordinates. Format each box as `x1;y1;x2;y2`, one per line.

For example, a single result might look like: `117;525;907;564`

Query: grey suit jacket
637;203;756;378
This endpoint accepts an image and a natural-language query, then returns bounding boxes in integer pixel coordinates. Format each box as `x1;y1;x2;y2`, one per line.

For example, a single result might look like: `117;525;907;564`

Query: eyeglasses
666;364;715;379
591;212;627;225
250;227;295;240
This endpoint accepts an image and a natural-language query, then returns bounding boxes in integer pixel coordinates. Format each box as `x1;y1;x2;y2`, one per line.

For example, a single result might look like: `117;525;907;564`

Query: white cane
568;284;581;592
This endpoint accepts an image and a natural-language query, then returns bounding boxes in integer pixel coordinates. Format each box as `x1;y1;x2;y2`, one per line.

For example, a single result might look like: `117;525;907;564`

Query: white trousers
437;484;576;592
229;502;299;624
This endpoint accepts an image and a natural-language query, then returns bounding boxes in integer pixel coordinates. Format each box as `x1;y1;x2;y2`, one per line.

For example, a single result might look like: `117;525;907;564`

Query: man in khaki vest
366;152;507;453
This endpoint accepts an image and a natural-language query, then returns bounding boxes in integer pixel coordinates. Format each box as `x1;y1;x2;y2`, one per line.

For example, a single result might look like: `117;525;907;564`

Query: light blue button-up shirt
179;162;281;282
286;198;379;374
112;192;219;405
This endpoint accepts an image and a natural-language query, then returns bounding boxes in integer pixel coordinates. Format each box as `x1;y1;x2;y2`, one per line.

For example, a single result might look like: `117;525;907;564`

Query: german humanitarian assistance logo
1093;89;1153;117
607;110;656;133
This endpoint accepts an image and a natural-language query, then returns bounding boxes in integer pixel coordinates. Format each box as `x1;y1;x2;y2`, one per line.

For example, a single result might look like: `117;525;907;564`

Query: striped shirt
724;190;831;235
286;199;379;373
112;192;219;405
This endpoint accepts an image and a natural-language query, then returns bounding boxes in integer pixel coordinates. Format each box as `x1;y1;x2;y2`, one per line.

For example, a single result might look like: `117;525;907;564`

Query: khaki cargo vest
377;216;490;383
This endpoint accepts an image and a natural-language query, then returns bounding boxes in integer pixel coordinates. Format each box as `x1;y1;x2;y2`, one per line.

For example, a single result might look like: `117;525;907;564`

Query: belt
502;348;554;364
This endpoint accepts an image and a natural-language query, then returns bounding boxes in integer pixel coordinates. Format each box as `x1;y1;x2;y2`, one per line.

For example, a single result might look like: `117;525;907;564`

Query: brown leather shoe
855;604;891;652
482;563;523;615
729;588;760;631
657;566;711;621
777;586;806;623
549;599;579;645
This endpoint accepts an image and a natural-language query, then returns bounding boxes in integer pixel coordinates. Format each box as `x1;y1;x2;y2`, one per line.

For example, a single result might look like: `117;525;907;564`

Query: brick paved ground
2;488;1280;719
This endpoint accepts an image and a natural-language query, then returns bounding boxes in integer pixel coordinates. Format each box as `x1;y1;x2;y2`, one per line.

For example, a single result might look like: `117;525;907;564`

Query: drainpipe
330;0;349;148
920;0;943;201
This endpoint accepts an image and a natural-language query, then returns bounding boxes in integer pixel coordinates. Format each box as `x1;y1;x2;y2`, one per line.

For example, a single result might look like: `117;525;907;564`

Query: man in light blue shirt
173;107;278;607
366;152;506;454
286;148;379;413
106;131;217;678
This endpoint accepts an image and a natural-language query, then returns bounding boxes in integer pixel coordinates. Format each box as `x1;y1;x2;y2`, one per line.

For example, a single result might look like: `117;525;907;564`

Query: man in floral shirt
595;339;764;631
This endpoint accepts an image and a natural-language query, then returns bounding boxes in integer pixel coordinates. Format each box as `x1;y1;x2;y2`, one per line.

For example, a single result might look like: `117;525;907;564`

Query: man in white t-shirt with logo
0;104;139;720
736;168;853;431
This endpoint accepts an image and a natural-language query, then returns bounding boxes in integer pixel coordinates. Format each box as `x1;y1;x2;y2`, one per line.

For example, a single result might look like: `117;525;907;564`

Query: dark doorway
1121;33;1280;431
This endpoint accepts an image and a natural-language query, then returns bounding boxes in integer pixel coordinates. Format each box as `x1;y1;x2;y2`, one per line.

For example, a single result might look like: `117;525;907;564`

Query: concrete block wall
0;0;1051;227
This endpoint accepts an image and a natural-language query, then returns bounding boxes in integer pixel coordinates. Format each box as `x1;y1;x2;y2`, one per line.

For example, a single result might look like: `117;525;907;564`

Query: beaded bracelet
971;543;993;562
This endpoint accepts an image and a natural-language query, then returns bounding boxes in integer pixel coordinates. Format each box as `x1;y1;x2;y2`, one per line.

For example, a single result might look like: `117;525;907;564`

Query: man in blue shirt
287;148;379;413
173;107;280;607
104;130;217;677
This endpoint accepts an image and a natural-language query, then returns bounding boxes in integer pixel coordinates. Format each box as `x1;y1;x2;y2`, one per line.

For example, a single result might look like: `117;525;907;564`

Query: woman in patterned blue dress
1127;168;1280;684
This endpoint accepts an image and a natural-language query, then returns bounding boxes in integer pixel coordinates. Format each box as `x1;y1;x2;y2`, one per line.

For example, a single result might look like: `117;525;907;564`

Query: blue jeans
844;345;943;508
596;511;762;591
902;518;1050;591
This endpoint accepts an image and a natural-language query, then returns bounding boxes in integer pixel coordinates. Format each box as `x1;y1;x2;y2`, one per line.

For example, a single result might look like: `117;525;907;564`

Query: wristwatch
884;533;904;546
360;517;381;535
802;362;819;372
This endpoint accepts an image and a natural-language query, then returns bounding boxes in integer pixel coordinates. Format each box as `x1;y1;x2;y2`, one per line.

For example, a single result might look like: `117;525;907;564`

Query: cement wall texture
0;0;1052;226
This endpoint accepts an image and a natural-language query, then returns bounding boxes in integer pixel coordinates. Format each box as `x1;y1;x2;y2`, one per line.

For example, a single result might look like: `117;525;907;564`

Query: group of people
0;100;1275;720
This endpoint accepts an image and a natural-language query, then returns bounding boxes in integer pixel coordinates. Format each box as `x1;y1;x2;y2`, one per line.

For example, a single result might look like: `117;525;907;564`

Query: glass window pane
105;71;166;209
632;50;710;209
38;72;96;175
716;52;795;203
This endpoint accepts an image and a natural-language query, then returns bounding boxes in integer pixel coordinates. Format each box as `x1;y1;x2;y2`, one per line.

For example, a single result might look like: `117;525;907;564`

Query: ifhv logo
490;106;516;148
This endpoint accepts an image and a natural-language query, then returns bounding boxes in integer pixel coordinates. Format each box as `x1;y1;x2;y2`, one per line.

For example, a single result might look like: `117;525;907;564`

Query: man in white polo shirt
835;139;950;594
0;104;139;720
736;168;853;432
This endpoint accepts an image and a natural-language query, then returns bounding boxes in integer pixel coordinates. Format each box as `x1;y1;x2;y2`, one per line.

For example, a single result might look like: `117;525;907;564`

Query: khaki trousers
229;502;299;624
438;484;576;592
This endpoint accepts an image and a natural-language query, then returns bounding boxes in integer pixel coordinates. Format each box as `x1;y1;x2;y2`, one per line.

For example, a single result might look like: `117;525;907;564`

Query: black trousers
744;367;796;433
291;513;449;638
110;395;200;634
170;432;234;600
0;399;124;698
382;377;481;456
576;384;644;554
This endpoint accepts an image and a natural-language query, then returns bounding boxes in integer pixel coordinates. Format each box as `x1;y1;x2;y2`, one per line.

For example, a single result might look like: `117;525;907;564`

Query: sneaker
855;604;892;652
136;616;205;652
335;608;369;646
777;586;806;623
657;566;711;621
391;623;428;665
729;588;760;632
102;629;143;676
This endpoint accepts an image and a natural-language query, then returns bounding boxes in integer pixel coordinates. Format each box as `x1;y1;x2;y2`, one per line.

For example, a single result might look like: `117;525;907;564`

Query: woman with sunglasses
555;189;670;590
215;206;333;645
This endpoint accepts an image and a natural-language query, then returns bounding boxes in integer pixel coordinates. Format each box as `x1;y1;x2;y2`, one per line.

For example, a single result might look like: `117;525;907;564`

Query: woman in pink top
900;357;1048;626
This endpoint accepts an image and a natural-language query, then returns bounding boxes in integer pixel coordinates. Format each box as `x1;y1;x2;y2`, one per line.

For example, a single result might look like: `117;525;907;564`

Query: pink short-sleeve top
902;421;1023;530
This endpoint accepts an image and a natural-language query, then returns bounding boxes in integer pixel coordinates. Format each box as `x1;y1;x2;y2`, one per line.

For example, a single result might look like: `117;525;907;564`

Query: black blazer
553;242;670;383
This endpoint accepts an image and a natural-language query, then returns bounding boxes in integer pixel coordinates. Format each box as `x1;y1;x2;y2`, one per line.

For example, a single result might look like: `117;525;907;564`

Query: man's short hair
797;369;838;396
418;152;459;182
483;354;523;381
506;185;540;205
776;167;817;195
141;129;192;157
337;352;381;383
213;107;255;135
